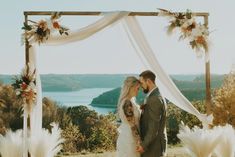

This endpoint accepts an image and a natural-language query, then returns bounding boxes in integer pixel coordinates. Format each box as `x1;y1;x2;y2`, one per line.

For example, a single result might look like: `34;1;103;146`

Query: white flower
46;18;53;30
181;18;195;29
191;26;203;38
179;19;186;26
197;24;209;35
24;87;30;92
15;90;21;96
196;49;204;58
47;19;58;33
29;82;36;89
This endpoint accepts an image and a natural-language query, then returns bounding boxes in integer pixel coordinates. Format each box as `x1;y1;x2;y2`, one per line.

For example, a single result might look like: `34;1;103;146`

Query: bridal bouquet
12;65;36;111
22;12;69;44
158;8;209;57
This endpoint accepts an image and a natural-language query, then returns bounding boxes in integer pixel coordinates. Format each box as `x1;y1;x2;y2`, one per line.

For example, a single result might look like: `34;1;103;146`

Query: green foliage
180;89;205;101
87;114;118;151
166;101;205;144
55;106;72;130
66;106;118;151
91;88;121;107
67;106;98;138
22;22;32;31
42;97;58;129
41;98;72;130
61;124;85;153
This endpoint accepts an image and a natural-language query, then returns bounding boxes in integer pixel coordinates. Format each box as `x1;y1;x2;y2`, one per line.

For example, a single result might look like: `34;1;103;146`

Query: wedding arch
20;10;212;157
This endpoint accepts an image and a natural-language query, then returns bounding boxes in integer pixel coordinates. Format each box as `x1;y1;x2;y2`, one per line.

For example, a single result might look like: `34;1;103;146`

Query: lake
42;88;116;115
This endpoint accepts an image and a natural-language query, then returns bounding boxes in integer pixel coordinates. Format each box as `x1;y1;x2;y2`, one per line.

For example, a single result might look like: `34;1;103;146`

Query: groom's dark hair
139;70;156;83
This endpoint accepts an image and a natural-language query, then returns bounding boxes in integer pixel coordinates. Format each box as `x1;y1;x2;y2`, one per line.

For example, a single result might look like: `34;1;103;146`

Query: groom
137;70;167;157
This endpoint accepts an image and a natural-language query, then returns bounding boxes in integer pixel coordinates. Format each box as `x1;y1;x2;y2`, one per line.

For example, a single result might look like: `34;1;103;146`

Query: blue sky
0;0;234;74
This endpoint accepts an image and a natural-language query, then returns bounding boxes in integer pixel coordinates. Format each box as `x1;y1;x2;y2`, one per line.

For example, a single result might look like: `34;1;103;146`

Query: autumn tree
61;124;85;153
212;72;235;127
0;84;23;132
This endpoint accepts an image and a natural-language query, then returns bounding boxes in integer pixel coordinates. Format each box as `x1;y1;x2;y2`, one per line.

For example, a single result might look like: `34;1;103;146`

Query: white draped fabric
27;11;130;136
28;46;43;134
29;12;129;45
122;17;210;124
27;11;212;138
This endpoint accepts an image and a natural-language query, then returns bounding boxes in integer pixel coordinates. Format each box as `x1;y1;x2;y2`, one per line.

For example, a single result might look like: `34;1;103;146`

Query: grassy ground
59;146;190;157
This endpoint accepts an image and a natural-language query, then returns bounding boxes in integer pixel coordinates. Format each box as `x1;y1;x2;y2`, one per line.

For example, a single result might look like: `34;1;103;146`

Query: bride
116;76;142;157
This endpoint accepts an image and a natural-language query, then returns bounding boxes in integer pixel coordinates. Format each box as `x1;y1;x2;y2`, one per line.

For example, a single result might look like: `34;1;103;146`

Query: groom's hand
136;145;144;153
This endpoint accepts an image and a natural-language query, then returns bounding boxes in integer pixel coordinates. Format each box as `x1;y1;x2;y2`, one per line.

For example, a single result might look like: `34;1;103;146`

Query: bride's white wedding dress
116;98;141;157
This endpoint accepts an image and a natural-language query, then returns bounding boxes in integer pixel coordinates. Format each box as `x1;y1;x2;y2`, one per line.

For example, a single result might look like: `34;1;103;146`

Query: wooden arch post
24;13;31;157
203;15;212;115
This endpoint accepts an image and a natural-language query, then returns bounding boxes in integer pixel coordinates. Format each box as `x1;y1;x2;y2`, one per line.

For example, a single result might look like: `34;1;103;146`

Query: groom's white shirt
146;87;157;98
144;87;157;104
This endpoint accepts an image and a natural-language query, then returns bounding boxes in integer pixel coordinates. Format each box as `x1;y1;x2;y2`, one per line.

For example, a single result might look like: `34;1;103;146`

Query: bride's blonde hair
117;76;140;117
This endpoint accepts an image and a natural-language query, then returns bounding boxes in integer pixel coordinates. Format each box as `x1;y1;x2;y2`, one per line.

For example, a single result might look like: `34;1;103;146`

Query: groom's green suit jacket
140;88;167;157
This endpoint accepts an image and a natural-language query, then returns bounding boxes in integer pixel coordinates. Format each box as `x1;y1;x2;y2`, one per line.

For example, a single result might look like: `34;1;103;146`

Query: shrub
0;84;23;132
61;124;85;153
212;73;235;127
167;101;205;144
66;106;118;151
87;113;118;151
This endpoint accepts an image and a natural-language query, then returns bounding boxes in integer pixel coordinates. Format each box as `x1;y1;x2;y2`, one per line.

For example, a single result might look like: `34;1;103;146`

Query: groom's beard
143;87;149;94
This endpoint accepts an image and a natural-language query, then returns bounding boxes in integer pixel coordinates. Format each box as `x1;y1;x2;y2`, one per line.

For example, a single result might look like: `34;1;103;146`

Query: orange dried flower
187;22;196;31
196;36;205;44
26;90;35;100
53;21;60;29
38;20;47;29
181;22;196;33
21;82;28;90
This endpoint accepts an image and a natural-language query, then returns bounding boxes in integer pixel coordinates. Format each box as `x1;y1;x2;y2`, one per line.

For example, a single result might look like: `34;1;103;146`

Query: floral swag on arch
1;9;234;157
22;12;69;44
158;8;210;59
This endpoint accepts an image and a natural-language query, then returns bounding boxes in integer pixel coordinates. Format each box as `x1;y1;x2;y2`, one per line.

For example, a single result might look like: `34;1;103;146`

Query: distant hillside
170;74;199;81
91;88;206;108
0;74;225;92
91;74;225;108
193;74;224;89
91;88;146;108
